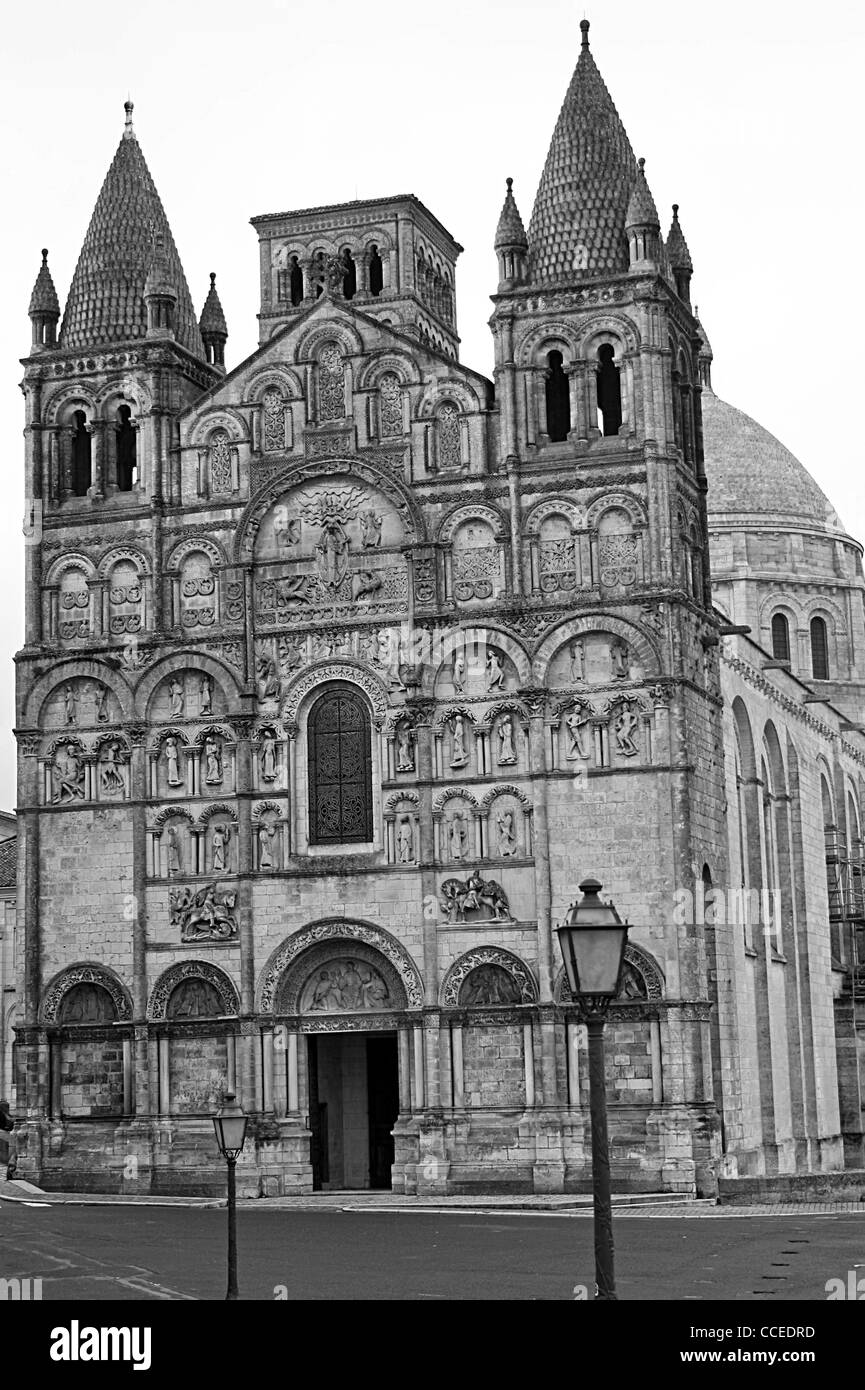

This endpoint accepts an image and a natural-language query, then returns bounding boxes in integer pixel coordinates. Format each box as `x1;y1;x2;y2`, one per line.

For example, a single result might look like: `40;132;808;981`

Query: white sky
1;0;862;806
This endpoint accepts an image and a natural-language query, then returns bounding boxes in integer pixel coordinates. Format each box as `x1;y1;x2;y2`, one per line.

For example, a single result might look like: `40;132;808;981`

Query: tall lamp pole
212;1091;248;1301
556;877;629;1301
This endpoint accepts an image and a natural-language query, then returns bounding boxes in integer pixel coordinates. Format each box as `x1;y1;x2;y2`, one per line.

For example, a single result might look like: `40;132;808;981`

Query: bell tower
489;18;728;1191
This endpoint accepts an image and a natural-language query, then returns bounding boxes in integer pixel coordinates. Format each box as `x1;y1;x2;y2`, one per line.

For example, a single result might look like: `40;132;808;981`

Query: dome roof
701;388;845;533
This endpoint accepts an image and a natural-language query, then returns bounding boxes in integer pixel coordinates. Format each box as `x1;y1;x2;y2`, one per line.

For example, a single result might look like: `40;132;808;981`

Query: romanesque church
15;21;865;1194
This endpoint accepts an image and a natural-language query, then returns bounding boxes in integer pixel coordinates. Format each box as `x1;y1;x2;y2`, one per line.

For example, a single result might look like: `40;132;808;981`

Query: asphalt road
0;1201;862;1301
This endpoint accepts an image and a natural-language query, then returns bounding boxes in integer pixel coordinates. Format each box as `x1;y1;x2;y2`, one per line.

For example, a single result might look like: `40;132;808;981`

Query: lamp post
556;877;629;1301
212;1091;248;1301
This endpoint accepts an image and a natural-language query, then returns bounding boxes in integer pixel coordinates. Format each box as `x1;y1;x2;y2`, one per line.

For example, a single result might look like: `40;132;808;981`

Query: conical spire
695;305;713;392
200;272;228;336
495;178;528;251
527;20;638;283
29;248;60;317
59;102;204;357
626;158;660;230
666;203;694;304
666;204;693;272
199;272;228;371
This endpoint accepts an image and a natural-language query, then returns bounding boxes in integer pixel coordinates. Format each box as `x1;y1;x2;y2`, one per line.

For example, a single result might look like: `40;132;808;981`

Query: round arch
148;961;239;1021
258;919;424;1013
41;963;132;1027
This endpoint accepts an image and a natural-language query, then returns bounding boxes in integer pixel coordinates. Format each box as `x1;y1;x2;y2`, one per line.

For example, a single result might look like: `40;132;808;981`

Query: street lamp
213;1091;248;1301
556;876;629;1301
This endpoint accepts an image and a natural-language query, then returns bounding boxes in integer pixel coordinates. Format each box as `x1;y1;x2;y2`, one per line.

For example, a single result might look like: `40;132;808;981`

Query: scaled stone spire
527;20;638;283
626;158;660;230
28;248;60;317
495;177;528;251
666;203;694;304
59;102;205;357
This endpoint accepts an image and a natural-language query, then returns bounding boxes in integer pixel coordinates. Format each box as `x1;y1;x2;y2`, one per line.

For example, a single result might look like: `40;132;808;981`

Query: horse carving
439;870;511;923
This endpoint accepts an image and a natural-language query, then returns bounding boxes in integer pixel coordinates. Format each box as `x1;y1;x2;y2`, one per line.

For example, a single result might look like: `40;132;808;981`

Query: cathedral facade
15;23;865;1195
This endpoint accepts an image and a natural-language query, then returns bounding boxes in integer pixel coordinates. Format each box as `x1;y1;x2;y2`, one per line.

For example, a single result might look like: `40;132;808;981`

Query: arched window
810;616;829;679
262;389;285;453
379;373;403;438
341;248;357;300
596;344;622;436
318;343;345;421
771;612;790;662
436;402;462;469
209;429;233;493
71;410;91;496
308;687;373;845
116;405;136;491
368;244;384;297
290;256;303;306
545;350;570;442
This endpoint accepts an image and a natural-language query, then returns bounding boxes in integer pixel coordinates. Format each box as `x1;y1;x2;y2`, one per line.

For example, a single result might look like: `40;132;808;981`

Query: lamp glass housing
556;878;629;999
213;1093;248;1159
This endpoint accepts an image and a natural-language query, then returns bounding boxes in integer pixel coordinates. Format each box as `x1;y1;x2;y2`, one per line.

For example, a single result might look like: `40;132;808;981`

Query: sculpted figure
212;824;230;873
397;817;414;864
449;811;468;861
614;708;639;757
200;675;213;715
497;714;516;765
258;823;275;870
165;736;182;787
496;810;518;857
204;736;222;786
450;715;468;768
565;708;589;760
485;650;504;693
166;826;182;876
169;677;185;718
396;726;414;772
569;640;585;683
260;731;278;782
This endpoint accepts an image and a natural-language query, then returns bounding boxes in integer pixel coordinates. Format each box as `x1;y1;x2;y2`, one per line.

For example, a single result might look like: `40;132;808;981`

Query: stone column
129;726;151;1114
235;721;257;1111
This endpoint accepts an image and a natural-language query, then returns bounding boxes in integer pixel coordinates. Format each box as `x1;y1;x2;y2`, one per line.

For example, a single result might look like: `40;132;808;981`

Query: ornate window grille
308;688;373;844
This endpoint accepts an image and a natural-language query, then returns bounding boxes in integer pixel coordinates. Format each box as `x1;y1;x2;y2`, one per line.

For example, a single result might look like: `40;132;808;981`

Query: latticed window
210;430;232;493
437;403;461;468
262;389;284;453
308;687;373;844
771;613;790;662
318;344;345;422
379;373;402;437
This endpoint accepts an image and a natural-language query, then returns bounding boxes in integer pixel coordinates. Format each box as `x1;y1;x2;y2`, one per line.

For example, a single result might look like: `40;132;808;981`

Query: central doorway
308;1033;399;1191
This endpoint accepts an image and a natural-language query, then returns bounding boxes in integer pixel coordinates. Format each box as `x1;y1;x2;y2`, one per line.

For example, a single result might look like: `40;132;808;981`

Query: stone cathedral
15;23;865;1196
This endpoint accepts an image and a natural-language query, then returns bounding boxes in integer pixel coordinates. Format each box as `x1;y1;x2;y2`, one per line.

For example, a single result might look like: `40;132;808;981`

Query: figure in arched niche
258;822;276;870
397;817;414;864
497;714;516;766
212;823;230;873
260;730;278;783
359;509;382;549
496;810;518;858
450;715;468;769
485;650;505;693
60;983;116;1025
396;725;414;773
200;675;213;715
63;683;78;726
610;638;631;681
52;744;85;803
169;676;185;718
164;736;183;788
166;826;183;876
565;706;590;760
204;736;223;787
569;640;585;684
461;964;521;1007
452;649;466;695
614;707;639;757
96;685;110;723
448;810;468;861
100;741;125;796
167;978;223;1019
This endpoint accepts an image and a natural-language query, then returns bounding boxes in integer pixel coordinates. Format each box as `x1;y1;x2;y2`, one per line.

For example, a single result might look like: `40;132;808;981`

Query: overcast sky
1;0;862;806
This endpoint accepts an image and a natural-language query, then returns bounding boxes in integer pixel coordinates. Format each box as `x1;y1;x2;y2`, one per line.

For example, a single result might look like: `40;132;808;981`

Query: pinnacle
626;157;660;229
667;203;693;271
494;177;528;251
200;272;228;337
28;248;60;317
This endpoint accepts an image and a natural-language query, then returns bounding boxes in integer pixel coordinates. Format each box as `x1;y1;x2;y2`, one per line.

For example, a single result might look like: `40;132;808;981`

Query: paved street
1;1199;863;1301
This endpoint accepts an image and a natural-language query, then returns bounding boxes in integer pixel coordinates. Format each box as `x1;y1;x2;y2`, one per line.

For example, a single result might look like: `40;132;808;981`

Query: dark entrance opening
308;1033;398;1191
